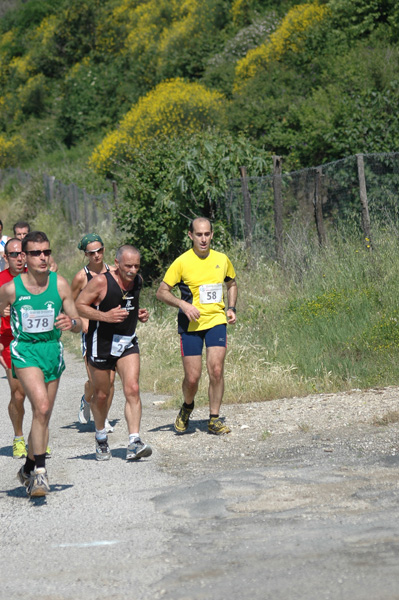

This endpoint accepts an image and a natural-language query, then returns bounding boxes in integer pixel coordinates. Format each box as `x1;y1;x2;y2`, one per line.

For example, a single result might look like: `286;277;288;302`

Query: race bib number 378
21;309;54;333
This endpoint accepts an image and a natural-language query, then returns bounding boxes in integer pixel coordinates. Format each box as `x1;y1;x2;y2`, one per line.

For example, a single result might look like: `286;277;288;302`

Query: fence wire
224;152;399;258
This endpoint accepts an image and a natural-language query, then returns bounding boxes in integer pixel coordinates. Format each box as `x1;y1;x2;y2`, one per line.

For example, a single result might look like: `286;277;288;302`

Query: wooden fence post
314;166;327;247
239;166;252;250
272;155;284;263
356;153;373;249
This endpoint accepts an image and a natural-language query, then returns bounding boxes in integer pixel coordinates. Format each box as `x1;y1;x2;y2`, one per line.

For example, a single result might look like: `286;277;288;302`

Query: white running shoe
105;418;114;433
78;395;91;424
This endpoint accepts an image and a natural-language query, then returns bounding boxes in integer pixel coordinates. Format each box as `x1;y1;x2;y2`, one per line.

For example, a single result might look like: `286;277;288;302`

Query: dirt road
1;351;399;599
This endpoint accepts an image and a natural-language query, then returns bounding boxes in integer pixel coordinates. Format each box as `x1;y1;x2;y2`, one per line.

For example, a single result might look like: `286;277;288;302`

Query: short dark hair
5;238;21;255
22;231;49;253
13;221;30;234
189;217;213;233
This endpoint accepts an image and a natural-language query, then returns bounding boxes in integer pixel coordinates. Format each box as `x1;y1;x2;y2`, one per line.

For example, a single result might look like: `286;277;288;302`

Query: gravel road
1;350;399;600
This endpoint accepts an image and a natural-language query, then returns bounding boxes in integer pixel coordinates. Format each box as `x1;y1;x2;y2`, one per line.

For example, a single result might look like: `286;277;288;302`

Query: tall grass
138;220;399;404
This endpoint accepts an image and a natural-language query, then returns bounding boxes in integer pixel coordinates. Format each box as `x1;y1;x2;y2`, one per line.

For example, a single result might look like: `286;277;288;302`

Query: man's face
23;241;51;274
116;251;140;284
14;227;29;240
188;220;213;256
5;240;24;275
85;241;105;266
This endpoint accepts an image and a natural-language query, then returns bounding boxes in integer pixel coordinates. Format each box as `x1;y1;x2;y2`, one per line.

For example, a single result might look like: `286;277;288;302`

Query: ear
188;231;194;241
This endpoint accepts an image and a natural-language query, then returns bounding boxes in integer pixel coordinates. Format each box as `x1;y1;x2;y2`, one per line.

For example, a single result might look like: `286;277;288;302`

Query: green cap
78;233;104;251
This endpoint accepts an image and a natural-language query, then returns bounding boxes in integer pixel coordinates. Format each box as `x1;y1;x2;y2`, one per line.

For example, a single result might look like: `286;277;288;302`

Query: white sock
129;433;140;444
96;428;107;441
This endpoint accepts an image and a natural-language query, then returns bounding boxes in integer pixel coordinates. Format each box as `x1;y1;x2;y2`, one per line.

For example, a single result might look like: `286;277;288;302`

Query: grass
3;178;399;405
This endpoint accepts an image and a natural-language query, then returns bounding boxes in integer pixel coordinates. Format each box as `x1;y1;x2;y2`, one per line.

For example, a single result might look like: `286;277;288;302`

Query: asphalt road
1;351;399;600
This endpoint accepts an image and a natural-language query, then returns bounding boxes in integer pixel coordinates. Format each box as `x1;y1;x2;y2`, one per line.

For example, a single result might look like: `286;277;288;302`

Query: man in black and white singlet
76;244;152;462
71;233;114;430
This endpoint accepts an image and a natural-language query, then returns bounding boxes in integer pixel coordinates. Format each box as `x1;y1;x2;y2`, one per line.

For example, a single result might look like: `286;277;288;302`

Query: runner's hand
0;343;6;370
106;306;129;323
55;313;75;330
227;309;237;325
181;301;200;322
138;308;149;323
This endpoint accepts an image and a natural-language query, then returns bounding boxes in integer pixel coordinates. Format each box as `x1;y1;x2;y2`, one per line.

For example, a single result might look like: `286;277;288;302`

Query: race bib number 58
199;283;223;304
22;309;54;333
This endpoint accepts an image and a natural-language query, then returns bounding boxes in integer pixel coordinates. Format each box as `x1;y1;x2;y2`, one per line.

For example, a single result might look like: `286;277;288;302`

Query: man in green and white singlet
0;231;82;498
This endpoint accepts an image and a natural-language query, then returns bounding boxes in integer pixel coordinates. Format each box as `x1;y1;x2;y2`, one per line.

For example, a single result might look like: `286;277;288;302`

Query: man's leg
87;363;112;460
174;355;202;433
6;369;27;458
117;353;152;460
87;364;112;431
206;346;230;435
15;367;59;456
15;367;59;495
182;355;202;406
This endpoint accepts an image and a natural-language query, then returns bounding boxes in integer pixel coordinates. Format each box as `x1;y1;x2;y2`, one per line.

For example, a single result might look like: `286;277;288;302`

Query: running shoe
174;404;193;433
126;439;152;460
12;436;27;459
78;394;91;424
208;417;231;435
17;465;31;487
27;467;50;497
45;446;51;458
95;436;111;461
105;418;114;433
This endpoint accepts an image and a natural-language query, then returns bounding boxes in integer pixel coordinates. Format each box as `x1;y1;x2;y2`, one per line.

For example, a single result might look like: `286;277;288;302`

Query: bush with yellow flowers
234;2;330;91
0;133;27;168
89;77;226;175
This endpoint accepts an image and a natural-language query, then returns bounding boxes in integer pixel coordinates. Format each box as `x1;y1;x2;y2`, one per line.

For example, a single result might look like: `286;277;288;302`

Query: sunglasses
85;246;104;255
6;251;23;258
25;249;52;257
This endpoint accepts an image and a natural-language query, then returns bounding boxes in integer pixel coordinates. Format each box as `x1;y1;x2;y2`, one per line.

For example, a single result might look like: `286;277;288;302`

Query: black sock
183;402;194;410
210;414;219;419
24;457;35;475
34;453;46;470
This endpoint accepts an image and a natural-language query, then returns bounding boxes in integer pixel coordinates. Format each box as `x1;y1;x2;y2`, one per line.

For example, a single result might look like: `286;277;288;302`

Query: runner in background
71;233;114;432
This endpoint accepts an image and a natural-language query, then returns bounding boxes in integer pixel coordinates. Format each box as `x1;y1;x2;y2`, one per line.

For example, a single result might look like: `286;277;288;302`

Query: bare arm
76;275;129;323
156;281;200;322
0;280;15;316
56;276;82;332
225;278;238;325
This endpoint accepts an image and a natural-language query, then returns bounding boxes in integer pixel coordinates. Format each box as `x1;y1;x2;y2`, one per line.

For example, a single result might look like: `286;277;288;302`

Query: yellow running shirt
163;248;236;333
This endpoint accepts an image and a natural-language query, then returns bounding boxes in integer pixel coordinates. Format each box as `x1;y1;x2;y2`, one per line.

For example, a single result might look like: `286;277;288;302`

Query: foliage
234;1;330;92
0;132;26;166
89;78;226;175
113;130;268;277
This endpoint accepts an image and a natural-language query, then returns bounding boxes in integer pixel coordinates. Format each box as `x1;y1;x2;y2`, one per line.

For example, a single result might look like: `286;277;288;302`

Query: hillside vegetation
1;0;398;174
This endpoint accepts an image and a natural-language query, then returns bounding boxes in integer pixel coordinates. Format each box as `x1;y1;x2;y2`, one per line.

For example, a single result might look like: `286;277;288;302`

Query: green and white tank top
11;271;63;343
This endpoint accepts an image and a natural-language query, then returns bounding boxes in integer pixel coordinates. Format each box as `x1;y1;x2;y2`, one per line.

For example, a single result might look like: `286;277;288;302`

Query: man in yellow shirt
156;217;237;435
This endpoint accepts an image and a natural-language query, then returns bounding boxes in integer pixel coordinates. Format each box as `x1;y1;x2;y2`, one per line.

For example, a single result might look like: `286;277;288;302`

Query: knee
94;389;108;406
184;373;200;390
33;402;51;421
10;388;25;406
124;381;140;401
209;365;224;383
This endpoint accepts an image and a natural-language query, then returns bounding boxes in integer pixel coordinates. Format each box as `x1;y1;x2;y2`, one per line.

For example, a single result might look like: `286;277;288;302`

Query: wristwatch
71;318;77;328
227;306;236;313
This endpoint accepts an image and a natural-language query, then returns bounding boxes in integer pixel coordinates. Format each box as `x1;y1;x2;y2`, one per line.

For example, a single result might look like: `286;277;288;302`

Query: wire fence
223;152;399;260
0;167;115;232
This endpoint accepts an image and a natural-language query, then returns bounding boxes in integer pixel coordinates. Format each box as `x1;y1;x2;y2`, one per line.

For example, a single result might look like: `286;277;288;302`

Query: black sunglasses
6;251;23;258
25;249;52;257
